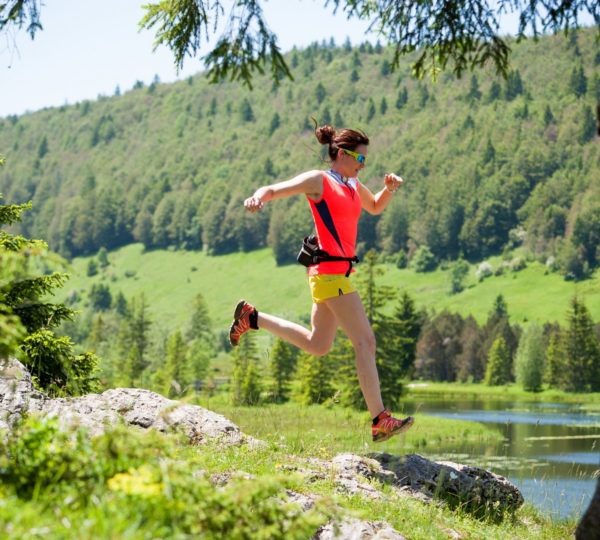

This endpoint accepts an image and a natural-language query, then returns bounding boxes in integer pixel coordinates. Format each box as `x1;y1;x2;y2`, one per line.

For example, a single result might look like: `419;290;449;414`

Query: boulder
0;358;44;431
0;358;259;447
369;452;523;518
315;519;406;540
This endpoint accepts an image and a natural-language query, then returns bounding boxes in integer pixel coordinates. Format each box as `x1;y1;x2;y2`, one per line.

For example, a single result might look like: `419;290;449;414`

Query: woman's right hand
244;196;264;213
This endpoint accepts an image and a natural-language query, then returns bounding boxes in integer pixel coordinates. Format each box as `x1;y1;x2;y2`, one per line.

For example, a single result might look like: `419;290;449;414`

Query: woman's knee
352;332;376;356
308;340;333;357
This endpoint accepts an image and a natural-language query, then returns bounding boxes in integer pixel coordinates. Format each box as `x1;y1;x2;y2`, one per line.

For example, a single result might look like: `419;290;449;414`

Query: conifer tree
1;180;98;395
485;336;511;385
231;331;261;405
315;82;326;104
396;87;408;109
562;297;600;392
569;64;587;97
269;338;297;403
467;75;481;100
162;330;192;397
185;293;213;343
355;250;406;408
544;331;566;388
297;352;334;405
388;291;424;381
515;324;545;392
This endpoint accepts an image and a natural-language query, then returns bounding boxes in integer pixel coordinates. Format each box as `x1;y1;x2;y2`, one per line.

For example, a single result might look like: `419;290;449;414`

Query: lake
403;398;600;519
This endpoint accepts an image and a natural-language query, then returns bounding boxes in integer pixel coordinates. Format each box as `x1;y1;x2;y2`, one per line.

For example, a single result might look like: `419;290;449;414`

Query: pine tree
396;87;408;109
504;70;523;100
231;331;261;405
569;64;587;98
544;331;566;388
485;336;511;385
515;324;545;392
185;293;213;343
380;97;388;115
239;98;255;122
388;291;423;380
380;59;390;76
365;99;376;122
120;294;152;384
543;104;554;127
297;352;334;405
162;330;191;397
355;250;405;408
0;187;98;395
269;112;280;135
562;297;600;392
467;75;481;100
315;82;326;104
577;105;596;144
269;338;297;403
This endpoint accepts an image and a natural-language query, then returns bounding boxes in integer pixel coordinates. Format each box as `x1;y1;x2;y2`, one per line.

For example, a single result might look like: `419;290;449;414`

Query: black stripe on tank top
314;199;345;254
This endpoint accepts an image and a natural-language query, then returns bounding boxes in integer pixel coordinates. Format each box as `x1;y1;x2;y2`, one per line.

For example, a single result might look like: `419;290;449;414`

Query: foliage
231;330;262;405
560;297;600;392
296;351;334;405
515;323;545;392
411;245;437;272
0;184;98;394
484;336;512;386
0;416;332;539
449;258;470;294
1;32;599;278
268;338;298;402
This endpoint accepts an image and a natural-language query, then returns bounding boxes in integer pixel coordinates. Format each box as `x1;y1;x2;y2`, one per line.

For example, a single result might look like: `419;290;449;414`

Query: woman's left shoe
228;299;257;346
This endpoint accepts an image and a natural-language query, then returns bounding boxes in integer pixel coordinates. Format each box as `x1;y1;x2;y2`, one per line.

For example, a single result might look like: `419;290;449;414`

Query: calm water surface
403;398;599;519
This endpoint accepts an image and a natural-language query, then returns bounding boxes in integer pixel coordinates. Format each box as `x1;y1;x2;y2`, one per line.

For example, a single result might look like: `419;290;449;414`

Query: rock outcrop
289;451;523;519
0;358;258;447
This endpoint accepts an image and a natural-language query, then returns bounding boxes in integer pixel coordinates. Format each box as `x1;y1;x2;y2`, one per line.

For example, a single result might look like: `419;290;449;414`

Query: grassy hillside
57;244;600;335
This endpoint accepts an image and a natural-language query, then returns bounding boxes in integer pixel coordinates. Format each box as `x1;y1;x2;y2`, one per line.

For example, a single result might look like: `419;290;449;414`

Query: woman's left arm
358;173;404;215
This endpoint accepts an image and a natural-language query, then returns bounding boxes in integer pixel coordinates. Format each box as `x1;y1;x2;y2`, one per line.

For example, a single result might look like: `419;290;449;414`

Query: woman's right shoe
372;410;414;443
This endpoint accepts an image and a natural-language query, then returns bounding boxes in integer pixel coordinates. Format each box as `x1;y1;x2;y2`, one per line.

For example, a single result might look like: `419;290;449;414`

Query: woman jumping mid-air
229;123;414;443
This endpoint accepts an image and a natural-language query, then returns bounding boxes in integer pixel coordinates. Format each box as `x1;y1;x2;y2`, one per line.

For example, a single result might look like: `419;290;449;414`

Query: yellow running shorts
308;274;356;304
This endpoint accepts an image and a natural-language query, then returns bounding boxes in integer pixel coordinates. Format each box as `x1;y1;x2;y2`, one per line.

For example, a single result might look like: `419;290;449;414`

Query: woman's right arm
244;170;323;213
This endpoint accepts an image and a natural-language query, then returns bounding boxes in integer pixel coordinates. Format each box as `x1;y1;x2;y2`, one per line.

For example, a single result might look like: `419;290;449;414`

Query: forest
0;29;599;280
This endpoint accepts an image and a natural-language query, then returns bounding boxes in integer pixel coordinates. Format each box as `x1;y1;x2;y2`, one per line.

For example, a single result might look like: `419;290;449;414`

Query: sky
0;0;378;117
3;0;585;118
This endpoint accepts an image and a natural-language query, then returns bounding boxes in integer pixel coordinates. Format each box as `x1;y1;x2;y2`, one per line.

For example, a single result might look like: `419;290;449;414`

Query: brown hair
313;120;369;161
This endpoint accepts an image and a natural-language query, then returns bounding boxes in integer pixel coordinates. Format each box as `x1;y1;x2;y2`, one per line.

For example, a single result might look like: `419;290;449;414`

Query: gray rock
331;454;395;500
315;519;406;540
0;359;259;447
0;358;44;430
369;452;523;518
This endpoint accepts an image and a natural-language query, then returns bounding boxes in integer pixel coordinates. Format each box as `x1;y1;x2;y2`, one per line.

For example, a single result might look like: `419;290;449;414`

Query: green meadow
57;243;600;336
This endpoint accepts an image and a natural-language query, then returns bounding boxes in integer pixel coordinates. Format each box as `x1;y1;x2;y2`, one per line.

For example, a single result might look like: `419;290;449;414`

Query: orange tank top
306;171;362;275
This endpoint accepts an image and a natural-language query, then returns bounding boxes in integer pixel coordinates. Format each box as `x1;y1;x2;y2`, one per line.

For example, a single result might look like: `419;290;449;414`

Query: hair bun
315;124;336;145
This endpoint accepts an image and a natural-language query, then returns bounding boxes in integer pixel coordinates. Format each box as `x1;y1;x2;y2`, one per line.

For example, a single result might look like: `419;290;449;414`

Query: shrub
0;417;332;538
476;262;493;281
411;245;437;272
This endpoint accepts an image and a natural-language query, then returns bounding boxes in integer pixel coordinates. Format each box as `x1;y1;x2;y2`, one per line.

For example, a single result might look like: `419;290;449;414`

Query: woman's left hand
384;173;404;193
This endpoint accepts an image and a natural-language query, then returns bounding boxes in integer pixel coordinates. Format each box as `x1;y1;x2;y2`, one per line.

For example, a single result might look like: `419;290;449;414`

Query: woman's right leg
257;302;338;357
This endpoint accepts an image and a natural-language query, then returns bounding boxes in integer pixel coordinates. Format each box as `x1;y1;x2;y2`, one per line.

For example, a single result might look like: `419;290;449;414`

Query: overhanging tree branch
2;0;598;86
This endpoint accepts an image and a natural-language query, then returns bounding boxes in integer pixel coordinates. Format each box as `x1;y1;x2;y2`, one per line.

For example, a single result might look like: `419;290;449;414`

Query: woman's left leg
323;291;385;418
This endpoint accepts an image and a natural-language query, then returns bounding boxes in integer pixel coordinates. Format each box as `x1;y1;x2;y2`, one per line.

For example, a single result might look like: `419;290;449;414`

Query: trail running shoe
372;410;414;443
229;300;257;347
